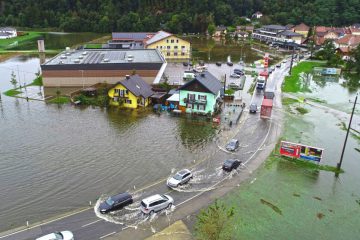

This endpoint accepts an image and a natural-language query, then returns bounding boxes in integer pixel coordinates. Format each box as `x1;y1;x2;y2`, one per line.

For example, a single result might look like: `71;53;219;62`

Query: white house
0;27;17;39
252;11;263;19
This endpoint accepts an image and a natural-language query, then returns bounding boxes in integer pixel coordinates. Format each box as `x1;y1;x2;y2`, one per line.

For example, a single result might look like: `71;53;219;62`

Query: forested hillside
0;0;359;33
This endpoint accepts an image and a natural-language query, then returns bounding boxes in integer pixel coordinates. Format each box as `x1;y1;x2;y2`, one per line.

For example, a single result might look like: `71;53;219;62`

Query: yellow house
293;23;310;38
145;30;191;59
108;75;154;108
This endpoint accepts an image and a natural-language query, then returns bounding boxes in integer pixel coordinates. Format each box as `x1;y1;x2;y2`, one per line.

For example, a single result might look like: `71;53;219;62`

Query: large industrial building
41;49;167;87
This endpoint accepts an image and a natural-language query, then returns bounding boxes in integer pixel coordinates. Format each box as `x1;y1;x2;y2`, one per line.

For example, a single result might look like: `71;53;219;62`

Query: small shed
81;87;97;97
151;92;167;104
260;98;273;119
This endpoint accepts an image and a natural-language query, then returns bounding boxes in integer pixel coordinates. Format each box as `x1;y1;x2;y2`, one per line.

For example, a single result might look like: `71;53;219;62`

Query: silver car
167;169;193;188
36;231;74;240
140;194;174;215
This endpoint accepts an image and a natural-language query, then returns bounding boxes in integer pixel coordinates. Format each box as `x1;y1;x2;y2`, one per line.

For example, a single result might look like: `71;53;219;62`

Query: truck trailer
260;98;273;119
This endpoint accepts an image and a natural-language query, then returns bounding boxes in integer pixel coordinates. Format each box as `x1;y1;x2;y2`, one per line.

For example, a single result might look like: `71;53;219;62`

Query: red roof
260;71;269;76
336;34;360;47
262;98;273;107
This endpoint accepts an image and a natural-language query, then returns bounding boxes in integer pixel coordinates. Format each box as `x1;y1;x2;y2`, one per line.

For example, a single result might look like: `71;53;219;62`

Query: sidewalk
144;220;193;240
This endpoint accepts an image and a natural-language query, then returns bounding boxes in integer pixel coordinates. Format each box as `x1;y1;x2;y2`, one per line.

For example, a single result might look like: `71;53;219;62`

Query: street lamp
336;93;359;175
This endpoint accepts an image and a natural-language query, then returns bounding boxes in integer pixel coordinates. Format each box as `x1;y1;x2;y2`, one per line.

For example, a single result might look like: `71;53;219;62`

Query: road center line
99;232;116;239
81;219;102;228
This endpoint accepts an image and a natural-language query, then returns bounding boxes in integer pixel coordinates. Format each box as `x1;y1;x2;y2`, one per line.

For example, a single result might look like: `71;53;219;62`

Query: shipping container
260;98;273;119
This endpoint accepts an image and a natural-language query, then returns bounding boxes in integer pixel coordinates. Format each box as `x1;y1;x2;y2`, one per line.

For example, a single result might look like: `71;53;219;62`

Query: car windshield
173;173;183;180
161;194;168;200
54;232;63;240
228;142;236;147
224;160;233;166
106;197;115;206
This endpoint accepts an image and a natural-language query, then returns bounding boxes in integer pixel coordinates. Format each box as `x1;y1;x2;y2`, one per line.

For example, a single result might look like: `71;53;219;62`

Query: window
125;99;132;104
199;104;205;111
181;52;185;56
174;46;178;49
187;103;192;108
171;39;174;43
198;95;207;100
166;39;169;43
181;46;185;48
125;90;129;95
160;46;163;49
174;52;178;56
167;46;171;49
176;39;179;43
188;93;196;100
167;52;171;56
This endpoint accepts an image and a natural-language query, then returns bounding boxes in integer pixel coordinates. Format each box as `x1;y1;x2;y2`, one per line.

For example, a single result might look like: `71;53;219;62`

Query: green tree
207;23;216;36
352;44;360;74
10;71;17;89
194;201;235;240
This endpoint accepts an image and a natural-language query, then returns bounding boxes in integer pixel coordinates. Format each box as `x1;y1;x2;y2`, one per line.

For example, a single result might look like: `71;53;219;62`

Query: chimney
125;75;130;80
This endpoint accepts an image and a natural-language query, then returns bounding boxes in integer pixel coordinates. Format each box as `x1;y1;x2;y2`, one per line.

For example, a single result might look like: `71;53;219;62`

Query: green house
178;72;223;115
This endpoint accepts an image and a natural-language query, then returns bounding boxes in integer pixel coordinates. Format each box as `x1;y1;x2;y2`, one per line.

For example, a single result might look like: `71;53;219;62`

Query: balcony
183;98;207;104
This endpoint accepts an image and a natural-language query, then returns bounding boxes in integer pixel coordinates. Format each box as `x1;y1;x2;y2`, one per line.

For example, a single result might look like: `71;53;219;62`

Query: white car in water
167;169;193;188
36;231;74;240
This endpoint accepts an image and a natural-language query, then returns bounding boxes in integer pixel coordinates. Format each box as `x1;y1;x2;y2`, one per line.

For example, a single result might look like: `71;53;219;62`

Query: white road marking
99;232;116;239
81;219;102;228
0;207;91;239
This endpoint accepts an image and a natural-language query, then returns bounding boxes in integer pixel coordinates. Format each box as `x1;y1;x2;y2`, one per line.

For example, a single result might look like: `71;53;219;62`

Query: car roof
142;194;164;204
112;192;132;201
229;139;238;143
225;159;236;163
177;169;191;175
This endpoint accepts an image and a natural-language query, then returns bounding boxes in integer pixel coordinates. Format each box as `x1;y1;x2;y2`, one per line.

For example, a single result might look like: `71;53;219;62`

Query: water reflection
177;116;217;151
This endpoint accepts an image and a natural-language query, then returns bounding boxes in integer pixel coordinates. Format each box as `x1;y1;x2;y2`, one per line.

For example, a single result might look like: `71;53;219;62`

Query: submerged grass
47;96;70;104
282;61;326;93
295;106;309;114
282;97;299;106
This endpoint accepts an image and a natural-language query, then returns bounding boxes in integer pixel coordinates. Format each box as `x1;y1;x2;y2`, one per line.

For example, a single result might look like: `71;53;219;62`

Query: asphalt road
0;59;291;240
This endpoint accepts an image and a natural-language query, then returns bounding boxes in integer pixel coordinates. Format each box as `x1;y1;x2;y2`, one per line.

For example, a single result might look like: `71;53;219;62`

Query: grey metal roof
112;32;154;40
43;49;165;66
179;71;222;95
119;74;154;98
146;31;172;45
263;25;288;30
279;30;303;37
0;27;16;32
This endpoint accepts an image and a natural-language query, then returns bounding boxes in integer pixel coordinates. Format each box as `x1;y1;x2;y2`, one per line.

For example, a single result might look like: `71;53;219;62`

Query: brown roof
336;34;360;47
294;23;310;31
350;28;360;33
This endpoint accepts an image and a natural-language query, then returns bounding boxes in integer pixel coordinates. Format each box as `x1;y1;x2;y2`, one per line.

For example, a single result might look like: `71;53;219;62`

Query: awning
166;93;180;102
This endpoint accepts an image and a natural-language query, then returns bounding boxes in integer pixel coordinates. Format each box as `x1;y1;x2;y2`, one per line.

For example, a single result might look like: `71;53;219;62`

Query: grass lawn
282;61;326;93
29;76;43;86
84;43;103;49
47;96;70;104
0;32;42;50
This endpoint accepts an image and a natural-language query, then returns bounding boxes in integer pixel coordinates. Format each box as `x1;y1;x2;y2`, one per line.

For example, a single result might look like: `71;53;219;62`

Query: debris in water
313;196;322;201
151;226;156;233
293;193;301;197
356;199;360;206
317;213;325;219
260;199;282;215
328;209;334;213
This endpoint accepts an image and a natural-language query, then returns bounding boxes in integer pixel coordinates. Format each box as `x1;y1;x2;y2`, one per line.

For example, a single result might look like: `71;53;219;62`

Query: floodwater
222;79;360;239
175;36;282;63
8;32;105;50
0;55;219;231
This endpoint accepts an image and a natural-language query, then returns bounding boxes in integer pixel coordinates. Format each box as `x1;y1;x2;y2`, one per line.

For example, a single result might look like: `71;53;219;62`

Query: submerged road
0;59;291;240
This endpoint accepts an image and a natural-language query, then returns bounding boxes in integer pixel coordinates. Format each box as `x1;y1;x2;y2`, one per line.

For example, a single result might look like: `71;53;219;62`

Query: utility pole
336;93;358;176
289;47;295;75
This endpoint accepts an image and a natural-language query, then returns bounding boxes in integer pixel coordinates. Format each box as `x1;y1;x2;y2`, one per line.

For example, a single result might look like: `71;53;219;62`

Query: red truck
260;98;273;119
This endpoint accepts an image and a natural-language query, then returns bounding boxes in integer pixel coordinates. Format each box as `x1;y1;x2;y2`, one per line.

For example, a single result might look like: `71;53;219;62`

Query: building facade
178;72;222;115
252;25;303;44
145;31;191;60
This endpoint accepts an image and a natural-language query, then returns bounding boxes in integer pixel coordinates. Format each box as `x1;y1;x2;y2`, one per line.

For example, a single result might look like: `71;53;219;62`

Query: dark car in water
216;62;222;66
99;192;133;214
249;103;257;113
222;159;242;172
234;69;244;75
226;139;239;151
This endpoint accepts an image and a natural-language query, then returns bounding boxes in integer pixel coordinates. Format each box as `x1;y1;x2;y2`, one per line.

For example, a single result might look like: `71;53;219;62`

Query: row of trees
0;0;359;33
